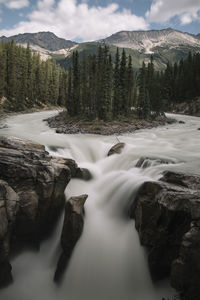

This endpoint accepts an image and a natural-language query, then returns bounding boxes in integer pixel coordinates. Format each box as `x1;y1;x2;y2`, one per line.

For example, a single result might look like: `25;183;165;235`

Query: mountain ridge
0;31;77;51
1;28;200;70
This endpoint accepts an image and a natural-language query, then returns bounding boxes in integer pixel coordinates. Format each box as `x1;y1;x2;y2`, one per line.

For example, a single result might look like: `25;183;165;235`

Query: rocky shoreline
45;111;176;135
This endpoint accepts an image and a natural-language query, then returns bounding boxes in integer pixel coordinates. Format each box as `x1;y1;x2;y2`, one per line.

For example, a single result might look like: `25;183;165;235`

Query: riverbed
0;110;200;300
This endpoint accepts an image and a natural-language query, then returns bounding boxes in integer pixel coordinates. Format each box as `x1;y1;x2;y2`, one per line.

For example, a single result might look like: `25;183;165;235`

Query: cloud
0;0;148;41
146;0;200;25
0;0;29;9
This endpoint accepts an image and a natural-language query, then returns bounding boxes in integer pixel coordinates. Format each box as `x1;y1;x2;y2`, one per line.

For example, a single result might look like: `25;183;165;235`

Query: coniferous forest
0;40;200;119
0;40;67;111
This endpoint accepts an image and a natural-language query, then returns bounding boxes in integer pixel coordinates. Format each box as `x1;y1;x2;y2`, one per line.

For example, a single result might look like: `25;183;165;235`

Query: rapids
0;110;200;300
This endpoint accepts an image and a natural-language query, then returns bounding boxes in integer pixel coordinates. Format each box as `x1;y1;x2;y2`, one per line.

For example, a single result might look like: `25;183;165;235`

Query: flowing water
0;110;200;300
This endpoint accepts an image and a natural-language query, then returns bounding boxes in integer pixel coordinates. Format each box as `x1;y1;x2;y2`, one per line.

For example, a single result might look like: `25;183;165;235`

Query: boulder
0;136;76;286
107;142;125;156
75;168;92;181
131;171;200;300
55;194;88;282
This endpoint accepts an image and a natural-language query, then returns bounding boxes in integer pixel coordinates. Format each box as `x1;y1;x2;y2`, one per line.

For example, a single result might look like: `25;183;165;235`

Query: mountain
0;32;78;60
60;28;200;70
99;28;200;54
1;28;200;70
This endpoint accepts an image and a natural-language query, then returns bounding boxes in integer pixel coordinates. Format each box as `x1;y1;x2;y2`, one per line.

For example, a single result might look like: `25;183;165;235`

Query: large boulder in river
107;142;125;156
131;171;200;300
55;194;88;282
0;136;77;286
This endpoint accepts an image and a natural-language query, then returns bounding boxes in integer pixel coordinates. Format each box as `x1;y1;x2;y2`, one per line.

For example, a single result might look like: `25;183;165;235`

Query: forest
0;40;200;119
0;40;67;111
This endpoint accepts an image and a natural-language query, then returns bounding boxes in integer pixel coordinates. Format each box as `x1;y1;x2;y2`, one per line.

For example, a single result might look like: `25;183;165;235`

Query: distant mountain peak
0;31;77;51
99;28;200;54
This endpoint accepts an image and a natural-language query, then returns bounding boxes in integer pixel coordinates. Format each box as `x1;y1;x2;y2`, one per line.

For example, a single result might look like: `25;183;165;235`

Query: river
0;110;200;300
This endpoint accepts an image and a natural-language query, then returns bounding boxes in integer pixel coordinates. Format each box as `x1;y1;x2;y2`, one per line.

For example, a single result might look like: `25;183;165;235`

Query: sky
0;0;199;42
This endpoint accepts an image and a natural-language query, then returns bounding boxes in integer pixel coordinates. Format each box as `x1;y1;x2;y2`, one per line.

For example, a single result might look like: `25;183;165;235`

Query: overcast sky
0;0;199;41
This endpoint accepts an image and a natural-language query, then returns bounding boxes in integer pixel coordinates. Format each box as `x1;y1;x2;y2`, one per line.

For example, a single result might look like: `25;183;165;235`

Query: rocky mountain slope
0;32;77;61
100;28;200;54
1;29;200;69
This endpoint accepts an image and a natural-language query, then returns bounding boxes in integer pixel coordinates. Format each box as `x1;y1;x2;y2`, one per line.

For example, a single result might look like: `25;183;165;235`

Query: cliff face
0;136;77;286
131;170;200;300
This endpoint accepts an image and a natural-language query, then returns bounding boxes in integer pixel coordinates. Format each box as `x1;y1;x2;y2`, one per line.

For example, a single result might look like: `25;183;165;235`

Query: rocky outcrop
55;194;88;282
131;171;200;300
0;180;19;286
107;142;125;156
0;136;76;286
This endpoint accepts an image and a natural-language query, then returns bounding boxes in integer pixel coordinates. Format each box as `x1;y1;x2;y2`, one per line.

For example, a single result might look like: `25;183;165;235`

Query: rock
179;121;185;124
197;128;200;130
75;168;92;181
55;194;88;282
107;142;125;156
0;180;19;286
56;128;64;134
51;157;78;178
135;157;176;169
0;136;75;286
131;171;200;300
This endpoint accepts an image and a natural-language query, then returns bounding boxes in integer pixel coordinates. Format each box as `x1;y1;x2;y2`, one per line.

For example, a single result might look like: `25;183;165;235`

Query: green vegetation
67;46;137;121
0;40;200;121
0;40;67;112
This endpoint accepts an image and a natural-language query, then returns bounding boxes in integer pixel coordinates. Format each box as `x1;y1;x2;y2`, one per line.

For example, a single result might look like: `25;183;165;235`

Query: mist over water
1;110;200;300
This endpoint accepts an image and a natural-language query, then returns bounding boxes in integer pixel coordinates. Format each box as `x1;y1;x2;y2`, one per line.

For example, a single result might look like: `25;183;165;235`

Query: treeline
67;46;137;120
1;40;199;118
136;51;200;118
160;52;200;105
0;40;67;111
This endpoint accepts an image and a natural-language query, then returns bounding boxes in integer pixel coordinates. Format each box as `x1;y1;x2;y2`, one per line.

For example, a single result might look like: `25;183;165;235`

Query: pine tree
113;48;120;118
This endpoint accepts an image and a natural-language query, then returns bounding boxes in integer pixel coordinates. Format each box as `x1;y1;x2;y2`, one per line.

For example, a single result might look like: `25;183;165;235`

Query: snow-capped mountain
100;28;200;54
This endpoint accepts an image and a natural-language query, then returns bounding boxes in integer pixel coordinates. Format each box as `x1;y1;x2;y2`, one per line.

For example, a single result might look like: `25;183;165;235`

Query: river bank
45;111;176;135
0;106;62;123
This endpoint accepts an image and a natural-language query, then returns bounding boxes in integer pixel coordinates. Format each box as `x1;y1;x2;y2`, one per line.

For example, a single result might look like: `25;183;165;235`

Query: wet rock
75;168;92;181
0;136;75;286
135;156;176;169
107;142;125;156
55;194;88;282
0;180;19;286
131;171;200;300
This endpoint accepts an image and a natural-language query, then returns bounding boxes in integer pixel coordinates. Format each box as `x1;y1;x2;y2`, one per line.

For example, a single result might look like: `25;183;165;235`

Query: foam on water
1;110;200;300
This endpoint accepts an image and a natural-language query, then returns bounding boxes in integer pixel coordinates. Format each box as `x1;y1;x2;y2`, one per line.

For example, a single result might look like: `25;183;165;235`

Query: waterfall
1;110;200;300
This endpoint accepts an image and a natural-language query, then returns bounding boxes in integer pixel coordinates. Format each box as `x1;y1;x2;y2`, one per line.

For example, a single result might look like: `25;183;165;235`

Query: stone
0;136;76;286
131;171;200;300
75;168;92;181
107;142;125;156
0;180;19;286
54;194;88;282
